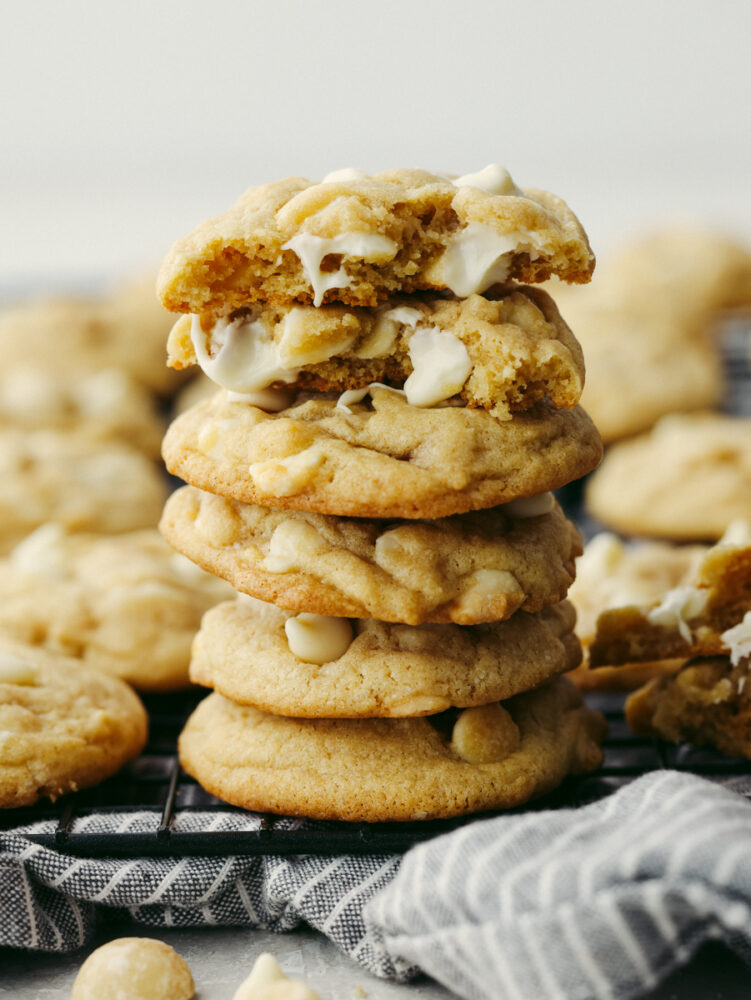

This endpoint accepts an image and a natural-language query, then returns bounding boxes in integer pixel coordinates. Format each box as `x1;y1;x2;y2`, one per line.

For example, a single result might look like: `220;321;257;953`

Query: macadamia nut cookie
589;521;751;669
168;284;584;420
586;413;751;540
158;166;594;313
163;389;602;519
0;525;234;691
0;428;168;553
161;487;580;625
0;366;165;456
178;678;606;821
0;276;179;395
0;640;147;808
190;597;581;717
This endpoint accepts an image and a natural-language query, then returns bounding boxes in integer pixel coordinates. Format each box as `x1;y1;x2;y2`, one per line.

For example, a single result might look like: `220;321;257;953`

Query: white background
2;0;750;285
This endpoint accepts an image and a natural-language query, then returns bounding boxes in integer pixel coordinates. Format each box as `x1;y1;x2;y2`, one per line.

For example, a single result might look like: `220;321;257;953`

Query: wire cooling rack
1;317;749;857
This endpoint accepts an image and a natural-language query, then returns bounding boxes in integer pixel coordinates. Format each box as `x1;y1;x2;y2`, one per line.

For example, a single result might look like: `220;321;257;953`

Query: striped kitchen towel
4;771;751;997
364;771;751;999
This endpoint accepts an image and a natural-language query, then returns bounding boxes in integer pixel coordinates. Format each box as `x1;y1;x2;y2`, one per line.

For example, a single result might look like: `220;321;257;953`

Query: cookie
71;938;194;1000
0;366;165;456
158;166;594;313
0;639;147;808
163;389;602;519
626;655;751;759
0;429;168;554
586;413;751;540
161;486;580;625
602;228;751;323
178;678;606;821
588;522;751;668
0;276;179;395
190;597;581;717
167;284;585;420
567;532;707;690
553;280;724;443
0;525;234;691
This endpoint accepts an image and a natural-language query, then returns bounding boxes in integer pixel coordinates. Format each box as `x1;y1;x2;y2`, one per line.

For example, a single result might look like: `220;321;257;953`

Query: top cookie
158;166;594;312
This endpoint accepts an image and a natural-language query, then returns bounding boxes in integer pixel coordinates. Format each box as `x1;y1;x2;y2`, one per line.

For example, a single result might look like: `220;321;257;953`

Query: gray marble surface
3;923;751;999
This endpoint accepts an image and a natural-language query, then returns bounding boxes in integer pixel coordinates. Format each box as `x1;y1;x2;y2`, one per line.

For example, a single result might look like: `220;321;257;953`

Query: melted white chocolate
249;446;327;497
403;328;472;407
453;164;522;196
320;168;369;184
284;612;353;664
191;315;298;394
440;223;531;297
282;232;397;306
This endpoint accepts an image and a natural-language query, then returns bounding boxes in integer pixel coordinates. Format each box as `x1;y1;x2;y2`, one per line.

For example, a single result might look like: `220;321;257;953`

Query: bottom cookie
178;678;606;822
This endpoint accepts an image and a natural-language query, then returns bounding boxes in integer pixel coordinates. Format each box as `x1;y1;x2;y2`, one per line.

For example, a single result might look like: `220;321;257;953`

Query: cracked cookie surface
163;389;602;519
161;486;580;625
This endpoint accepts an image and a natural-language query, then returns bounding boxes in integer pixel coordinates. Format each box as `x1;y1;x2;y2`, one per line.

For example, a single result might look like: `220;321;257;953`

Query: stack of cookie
157;166;607;822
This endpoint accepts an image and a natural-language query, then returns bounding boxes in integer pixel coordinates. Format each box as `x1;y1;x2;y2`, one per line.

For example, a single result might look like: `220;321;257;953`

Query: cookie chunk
586;413;751;540
568;532;707;690
0;525;234;691
158;166;594;312
71;938;194;1000
163;389;602;519
168;284;584;419
178;678;606;821
589;522;751;668
0;640;147;808
0;366;165;456
0;429;168;553
626;655;751;759
190;597;581;717
0;276;179;395
161;487;580;625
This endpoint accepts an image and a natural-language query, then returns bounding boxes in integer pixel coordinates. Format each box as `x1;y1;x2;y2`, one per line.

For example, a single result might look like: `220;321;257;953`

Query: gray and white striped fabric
365;771;751;999
4;772;751;998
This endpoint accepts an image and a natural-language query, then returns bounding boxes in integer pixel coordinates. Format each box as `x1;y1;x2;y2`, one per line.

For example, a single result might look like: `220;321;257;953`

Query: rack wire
2;317;749;857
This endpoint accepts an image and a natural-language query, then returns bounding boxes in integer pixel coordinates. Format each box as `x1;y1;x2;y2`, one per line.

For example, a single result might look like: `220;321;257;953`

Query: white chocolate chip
647;586;709;642
722;611;751;666
0;653;38;686
403;328;472;407
440;223;528;296
262;520;329;573
719;519;751;548
320;168;369;184
233;952;321;1000
502;492;555;519
226;387;296;411
9;522;69;578
354;305;423;360
249;446;326;497
453;164;522;196
284;613;353;664
283;232;397;307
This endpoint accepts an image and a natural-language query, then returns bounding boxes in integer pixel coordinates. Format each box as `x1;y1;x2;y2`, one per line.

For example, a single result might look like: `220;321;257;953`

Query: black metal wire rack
1;317;749;857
